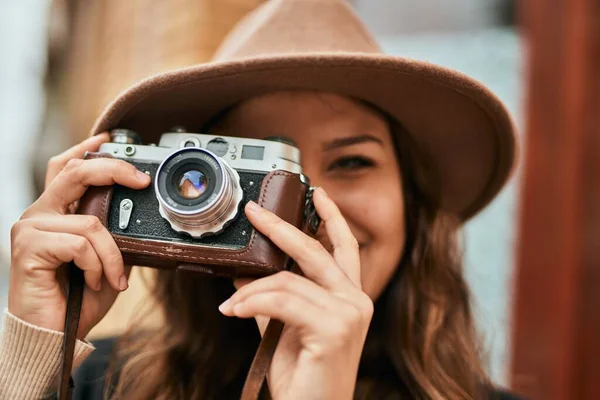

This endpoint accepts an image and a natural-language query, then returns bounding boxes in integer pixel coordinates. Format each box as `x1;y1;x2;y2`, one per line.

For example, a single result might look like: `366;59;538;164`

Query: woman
0;0;518;399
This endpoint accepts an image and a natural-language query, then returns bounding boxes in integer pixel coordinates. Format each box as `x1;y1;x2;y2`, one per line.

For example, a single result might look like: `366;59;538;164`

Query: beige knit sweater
0;309;95;399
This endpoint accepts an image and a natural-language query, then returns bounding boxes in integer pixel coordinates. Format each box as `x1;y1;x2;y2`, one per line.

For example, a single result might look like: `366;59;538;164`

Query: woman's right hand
7;133;151;339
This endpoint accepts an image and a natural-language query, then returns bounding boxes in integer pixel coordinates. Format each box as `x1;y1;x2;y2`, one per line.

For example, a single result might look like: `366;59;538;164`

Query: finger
45;133;110;189
244;201;352;291
226;271;339;313
33;231;104;291
38;157;151;214
88;265;133;305
231;278;269;336
77;264;132;339
222;290;327;331
233;277;255;291
31;215;127;291
313;187;361;287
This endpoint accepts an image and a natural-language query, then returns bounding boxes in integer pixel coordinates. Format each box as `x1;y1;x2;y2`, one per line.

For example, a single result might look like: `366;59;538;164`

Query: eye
327;156;375;171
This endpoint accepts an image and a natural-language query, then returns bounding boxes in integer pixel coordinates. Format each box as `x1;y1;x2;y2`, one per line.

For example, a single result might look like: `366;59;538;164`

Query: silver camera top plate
99;131;302;174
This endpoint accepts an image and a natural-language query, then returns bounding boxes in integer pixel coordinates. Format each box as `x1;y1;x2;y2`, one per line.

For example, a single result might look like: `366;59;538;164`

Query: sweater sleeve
0;309;95;400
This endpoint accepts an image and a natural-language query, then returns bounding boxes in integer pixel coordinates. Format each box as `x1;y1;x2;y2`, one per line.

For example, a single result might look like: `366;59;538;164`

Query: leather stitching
112;170;295;268
100;188;113;226
118;244;274;267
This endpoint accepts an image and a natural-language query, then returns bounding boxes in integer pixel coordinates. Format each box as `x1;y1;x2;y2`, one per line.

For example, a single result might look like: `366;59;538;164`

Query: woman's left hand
219;187;374;400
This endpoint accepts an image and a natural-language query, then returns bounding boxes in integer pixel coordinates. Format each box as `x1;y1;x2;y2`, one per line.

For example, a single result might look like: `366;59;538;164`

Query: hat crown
212;0;381;61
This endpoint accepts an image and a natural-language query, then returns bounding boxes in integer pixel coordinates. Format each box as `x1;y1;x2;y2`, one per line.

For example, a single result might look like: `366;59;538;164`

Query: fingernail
119;274;128;291
317;187;328;198
95;281;102;291
218;299;232;314
135;169;150;181
245;201;262;214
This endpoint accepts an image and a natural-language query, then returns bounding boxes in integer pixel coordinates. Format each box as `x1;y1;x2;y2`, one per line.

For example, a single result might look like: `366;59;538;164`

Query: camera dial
155;147;243;238
110;129;142;144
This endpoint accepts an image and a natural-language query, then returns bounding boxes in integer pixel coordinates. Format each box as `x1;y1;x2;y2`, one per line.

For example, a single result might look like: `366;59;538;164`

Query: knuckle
337;294;373;330
359;296;375;319
20;259;41;278
271;292;289;309
73;237;90;254
111;159;133;176
349;292;374;321
273;271;295;288
47;155;62;170
10;221;31;260
306;344;330;361
304;236;324;252
327;317;353;341
83;215;103;233
63;158;84;173
265;216;285;237
10;220;24;241
19;204;36;221
344;304;365;327
346;236;360;252
275;270;293;282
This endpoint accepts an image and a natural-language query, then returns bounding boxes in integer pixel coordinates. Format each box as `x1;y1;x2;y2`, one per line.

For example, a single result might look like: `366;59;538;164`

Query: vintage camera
78;128;319;277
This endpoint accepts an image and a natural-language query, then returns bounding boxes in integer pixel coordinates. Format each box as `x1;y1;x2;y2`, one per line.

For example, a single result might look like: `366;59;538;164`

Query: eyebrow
322;134;384;151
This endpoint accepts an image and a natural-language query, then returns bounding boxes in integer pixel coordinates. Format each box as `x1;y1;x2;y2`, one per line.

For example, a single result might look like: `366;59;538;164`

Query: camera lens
161;153;218;209
176;169;208;199
155;147;243;238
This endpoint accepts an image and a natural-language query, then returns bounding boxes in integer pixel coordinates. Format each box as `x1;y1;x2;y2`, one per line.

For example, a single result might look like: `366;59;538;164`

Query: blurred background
0;0;522;392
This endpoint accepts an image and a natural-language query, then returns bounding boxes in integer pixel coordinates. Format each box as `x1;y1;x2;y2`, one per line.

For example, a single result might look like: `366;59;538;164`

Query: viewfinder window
241;145;265;160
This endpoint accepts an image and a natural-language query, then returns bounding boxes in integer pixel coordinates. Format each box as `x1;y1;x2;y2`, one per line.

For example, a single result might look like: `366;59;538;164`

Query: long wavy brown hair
104;103;491;399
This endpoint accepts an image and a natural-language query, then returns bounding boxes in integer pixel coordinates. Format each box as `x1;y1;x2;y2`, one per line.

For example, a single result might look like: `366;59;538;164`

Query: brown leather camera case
77;152;309;278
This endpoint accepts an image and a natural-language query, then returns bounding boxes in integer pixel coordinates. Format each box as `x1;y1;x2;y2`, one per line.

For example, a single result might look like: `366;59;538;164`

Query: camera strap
58;263;84;400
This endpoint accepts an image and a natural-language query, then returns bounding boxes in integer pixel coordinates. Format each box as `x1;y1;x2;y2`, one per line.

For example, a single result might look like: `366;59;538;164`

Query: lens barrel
155;147;243;238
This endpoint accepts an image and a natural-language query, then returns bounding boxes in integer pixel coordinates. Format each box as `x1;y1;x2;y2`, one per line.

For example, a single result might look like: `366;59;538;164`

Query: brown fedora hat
91;0;516;221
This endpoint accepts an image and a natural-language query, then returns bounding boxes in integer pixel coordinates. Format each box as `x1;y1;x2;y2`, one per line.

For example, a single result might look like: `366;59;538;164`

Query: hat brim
91;53;516;221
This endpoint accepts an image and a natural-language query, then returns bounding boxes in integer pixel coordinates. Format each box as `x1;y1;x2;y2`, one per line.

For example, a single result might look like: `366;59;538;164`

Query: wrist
8;286;66;333
0;309;95;399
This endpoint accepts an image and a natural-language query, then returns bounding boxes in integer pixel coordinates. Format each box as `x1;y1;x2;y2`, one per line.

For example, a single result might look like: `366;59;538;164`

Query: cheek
331;176;406;299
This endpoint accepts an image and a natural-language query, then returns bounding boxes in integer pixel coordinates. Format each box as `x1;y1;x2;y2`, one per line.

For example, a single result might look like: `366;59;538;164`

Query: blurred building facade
353;0;512;35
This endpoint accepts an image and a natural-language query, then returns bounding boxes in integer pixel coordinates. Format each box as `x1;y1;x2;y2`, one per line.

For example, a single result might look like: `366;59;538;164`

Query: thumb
233;278;270;337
